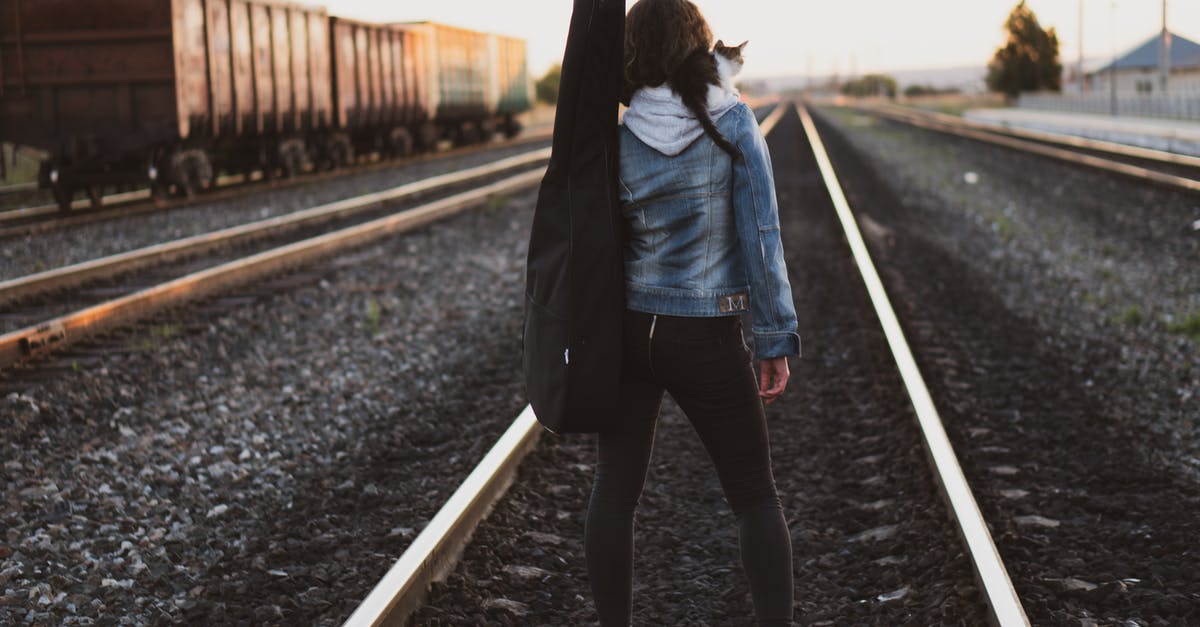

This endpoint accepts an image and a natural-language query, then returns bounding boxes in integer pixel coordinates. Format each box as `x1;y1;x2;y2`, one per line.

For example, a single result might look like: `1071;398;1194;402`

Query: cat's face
713;40;748;72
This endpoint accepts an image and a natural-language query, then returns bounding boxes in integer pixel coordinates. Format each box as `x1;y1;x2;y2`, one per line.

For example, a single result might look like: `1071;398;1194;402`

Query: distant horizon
327;1;1200;82
744;50;1146;84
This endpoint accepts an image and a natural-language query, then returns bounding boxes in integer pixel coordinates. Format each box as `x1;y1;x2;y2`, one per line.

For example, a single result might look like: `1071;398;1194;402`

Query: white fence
1017;93;1200;120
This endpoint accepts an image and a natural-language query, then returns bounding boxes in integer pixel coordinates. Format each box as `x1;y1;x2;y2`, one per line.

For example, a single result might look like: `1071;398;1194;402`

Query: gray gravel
0;139;549;281
819;106;1199;473
811;105;1200;623
1;186;537;624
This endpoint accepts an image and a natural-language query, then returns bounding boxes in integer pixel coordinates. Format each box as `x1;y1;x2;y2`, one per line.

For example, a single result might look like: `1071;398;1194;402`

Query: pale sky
326;1;1198;79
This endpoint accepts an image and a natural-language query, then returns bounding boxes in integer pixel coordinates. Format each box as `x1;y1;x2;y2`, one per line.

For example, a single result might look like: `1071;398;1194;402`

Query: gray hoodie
621;84;741;156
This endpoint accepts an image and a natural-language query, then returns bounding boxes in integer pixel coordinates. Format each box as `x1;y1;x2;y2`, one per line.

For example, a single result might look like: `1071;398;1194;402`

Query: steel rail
798;103;1029;626
0;128;554;238
858;106;1200;194
340;105;791;627
758;100;788;136
0;147;551;308
344;406;542;627
873;104;1200;169
0;168;546;370
0;181;37;195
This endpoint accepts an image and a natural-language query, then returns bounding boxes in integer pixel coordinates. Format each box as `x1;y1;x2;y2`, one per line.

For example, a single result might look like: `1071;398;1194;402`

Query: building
1088;31;1200;94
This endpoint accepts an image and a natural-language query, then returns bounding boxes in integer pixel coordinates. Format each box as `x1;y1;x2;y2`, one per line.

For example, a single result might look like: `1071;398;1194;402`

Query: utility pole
1110;0;1118;115
1159;0;1170;92
1079;0;1085;93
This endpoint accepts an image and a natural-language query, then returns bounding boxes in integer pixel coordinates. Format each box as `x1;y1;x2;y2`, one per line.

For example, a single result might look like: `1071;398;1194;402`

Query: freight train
0;0;533;210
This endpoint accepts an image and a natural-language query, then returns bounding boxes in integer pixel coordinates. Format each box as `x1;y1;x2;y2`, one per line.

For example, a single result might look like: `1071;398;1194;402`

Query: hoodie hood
621;84;740;156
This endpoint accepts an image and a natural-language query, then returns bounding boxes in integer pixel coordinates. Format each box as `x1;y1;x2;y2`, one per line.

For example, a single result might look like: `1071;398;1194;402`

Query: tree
535;64;562;104
903;84;961;98
840;74;898;99
986;1;1062;97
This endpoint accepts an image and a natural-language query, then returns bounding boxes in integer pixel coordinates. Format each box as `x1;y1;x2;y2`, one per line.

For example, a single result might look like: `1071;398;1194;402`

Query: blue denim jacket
618;102;801;359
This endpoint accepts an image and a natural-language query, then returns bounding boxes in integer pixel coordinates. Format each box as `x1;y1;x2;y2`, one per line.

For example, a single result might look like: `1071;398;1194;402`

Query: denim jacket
618;101;801;359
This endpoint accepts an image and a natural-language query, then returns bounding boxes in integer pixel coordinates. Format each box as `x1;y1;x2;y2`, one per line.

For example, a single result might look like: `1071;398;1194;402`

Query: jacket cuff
754;331;801;360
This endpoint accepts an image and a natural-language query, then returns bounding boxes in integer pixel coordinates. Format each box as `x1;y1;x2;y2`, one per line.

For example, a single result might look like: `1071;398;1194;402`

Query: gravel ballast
2;184;538;624
811;106;1200;624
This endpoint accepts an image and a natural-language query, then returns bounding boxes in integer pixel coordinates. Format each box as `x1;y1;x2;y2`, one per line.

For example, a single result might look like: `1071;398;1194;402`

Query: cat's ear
736;40;749;51
715;39;725;48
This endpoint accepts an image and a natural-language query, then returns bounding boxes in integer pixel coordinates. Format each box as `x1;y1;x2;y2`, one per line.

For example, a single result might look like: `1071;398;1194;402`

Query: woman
584;1;800;625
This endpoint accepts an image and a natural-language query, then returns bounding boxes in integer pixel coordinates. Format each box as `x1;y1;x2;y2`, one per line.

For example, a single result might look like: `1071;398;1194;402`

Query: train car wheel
479;120;498;143
458;122;480;147
52;186;74;213
332;136;354;169
504;116;523;139
388;129;414;159
416;125;439;153
278;140;307;178
151;183;171;208
258;144;276;180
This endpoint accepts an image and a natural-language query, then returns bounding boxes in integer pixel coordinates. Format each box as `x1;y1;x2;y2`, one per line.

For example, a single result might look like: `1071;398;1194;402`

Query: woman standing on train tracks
583;0;800;625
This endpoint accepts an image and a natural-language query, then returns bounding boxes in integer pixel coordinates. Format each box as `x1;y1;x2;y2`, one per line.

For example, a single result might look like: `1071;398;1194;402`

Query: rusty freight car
0;0;333;210
403;22;533;146
328;17;434;160
488;33;534;139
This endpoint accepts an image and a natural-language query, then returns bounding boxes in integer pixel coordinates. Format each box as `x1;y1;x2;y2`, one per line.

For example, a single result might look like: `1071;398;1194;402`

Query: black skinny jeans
585;310;794;626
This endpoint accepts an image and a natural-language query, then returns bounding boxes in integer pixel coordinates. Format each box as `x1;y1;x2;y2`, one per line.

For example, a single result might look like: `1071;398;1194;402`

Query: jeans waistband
624;309;742;343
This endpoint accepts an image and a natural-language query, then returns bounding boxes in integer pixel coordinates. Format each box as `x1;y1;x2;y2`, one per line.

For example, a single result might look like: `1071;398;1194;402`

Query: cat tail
684;93;742;159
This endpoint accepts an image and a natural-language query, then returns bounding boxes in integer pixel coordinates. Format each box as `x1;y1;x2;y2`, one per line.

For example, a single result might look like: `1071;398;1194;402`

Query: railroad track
857;104;1200;193
0;181;37;196
809;103;1200;624
0;147;552;372
342;101;1029;626
0;128;553;240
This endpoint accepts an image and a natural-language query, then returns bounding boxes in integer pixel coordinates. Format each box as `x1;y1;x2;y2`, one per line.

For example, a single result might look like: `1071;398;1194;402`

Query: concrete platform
963;108;1200;157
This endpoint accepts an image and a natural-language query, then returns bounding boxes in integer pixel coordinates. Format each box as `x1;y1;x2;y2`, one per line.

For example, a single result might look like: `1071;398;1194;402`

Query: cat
668;40;748;159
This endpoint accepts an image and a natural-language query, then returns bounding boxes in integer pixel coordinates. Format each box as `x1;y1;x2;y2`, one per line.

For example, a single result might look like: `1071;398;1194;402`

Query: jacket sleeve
729;104;802;359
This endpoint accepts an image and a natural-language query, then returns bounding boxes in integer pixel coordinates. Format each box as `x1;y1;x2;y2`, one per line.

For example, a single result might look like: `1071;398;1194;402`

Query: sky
325;1;1199;80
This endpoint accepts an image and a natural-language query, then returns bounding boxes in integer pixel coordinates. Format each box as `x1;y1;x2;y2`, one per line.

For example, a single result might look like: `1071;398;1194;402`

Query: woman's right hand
758;357;790;404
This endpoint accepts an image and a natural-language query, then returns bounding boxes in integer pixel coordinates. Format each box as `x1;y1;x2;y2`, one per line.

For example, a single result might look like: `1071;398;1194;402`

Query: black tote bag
522;0;625;433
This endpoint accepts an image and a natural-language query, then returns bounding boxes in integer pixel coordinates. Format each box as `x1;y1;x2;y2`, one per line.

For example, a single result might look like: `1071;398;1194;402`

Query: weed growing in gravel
1115;306;1143;326
485;194;511;213
1167;312;1200;341
988;214;1014;243
365;297;383;337
131;323;180;350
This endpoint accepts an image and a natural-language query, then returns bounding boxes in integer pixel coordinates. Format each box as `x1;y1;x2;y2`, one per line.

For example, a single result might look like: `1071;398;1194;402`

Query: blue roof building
1089;31;1200;94
1096;31;1200;73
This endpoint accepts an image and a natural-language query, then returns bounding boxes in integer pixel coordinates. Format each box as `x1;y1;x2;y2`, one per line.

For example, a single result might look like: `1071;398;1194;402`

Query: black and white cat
668;40;748;158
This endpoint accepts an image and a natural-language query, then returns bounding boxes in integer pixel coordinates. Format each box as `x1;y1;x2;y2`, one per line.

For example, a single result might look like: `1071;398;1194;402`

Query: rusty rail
0;147;549;308
0;168;545;370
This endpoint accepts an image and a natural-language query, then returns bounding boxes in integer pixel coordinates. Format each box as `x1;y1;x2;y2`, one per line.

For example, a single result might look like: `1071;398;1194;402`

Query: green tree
535;64;561;104
986;1;1062;97
840;74;898;99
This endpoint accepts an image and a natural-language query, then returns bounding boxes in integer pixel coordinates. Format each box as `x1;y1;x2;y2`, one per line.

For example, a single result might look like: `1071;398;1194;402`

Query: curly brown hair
623;0;713;102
